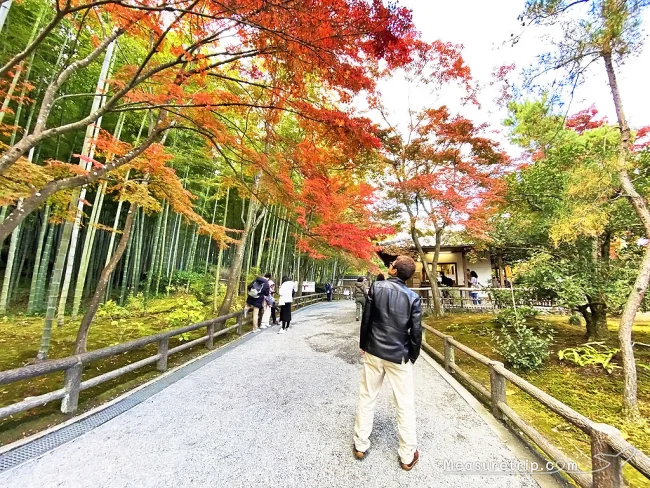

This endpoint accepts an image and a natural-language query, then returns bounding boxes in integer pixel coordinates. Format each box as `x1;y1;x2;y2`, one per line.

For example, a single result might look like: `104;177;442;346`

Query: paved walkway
0;301;540;488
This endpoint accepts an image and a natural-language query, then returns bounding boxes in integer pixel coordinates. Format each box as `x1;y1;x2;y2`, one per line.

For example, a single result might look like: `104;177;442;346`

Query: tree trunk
74;203;137;354
603;50;648;421
587;302;608;341
409;222;442;316
218;173;265;315
430;227;444;315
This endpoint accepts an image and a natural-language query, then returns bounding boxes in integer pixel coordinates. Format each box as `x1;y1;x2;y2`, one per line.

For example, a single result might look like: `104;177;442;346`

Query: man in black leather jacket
353;255;422;471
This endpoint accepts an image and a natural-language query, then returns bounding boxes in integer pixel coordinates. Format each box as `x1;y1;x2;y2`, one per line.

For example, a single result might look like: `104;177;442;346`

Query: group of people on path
244;273;295;334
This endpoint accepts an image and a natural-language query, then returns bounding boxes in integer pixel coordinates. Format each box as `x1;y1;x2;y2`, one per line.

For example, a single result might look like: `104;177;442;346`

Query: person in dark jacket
354;277;368;321
353;255;422;471
325;282;333;302
244;275;269;333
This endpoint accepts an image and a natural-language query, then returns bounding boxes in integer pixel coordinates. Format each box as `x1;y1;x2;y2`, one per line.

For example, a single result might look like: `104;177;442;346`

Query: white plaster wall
467;256;492;287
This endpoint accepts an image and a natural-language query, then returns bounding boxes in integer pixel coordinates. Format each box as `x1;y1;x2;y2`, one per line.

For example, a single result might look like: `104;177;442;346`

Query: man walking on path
354;277;368;321
353;256;422;471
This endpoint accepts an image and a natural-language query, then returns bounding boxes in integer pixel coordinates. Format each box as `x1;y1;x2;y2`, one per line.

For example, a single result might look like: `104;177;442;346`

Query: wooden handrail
422;324;650;486
0;293;327;420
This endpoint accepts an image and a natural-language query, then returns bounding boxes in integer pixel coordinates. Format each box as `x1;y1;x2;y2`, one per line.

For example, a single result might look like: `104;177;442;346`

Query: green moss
0;293;251;446
425;313;650;488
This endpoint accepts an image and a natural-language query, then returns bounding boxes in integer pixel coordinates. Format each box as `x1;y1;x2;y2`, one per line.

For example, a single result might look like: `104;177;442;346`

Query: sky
372;0;650;143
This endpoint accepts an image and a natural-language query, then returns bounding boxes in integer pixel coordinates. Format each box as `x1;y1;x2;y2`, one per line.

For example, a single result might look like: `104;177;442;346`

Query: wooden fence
422;323;650;488
0;293;327;422
412;286;561;312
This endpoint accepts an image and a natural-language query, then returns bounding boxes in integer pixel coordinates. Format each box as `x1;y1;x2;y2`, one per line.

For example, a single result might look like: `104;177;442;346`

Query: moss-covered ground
424;312;650;487
0;293;250;446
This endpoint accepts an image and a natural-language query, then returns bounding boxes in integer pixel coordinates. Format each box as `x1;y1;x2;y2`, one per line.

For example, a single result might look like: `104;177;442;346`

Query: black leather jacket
359;277;422;364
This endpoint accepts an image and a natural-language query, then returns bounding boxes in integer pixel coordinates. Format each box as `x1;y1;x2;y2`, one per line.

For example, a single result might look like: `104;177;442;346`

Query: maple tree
0;0;428;242
0;0;441;350
378;104;508;316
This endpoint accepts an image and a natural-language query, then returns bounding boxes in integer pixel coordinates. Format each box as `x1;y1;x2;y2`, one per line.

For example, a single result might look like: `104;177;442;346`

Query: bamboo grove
0;0;460;358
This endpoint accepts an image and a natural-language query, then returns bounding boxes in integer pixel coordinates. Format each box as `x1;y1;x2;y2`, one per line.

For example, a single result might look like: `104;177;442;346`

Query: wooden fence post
206;322;214;350
489;361;506;420
591;423;623;488
443;335;455;373
157;337;169;372
237;314;243;335
61;362;83;414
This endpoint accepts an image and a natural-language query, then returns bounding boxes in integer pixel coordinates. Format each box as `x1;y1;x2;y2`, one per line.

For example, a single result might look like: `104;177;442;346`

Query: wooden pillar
489;361;507;420
157;337;169;372
443;336;455;374
591;424;623;488
206;322;214;349
61;362;83;414
498;253;505;288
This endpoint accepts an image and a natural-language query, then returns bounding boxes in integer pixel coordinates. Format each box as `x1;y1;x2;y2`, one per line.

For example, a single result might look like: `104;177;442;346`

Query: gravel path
0;301;539;488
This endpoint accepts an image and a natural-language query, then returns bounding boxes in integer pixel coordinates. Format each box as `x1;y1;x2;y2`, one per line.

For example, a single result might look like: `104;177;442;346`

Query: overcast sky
372;0;650;143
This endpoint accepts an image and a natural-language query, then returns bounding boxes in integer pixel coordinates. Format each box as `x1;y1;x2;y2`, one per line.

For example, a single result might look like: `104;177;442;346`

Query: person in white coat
277;276;295;334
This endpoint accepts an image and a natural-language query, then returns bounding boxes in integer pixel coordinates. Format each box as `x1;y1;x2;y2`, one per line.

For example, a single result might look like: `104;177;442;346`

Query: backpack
248;280;263;298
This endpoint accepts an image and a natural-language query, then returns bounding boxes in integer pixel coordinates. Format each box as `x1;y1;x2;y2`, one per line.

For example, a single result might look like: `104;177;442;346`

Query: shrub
171;271;215;304
568;314;582;326
493;323;554;371
125;293;145;315
96;300;131;320
495;306;538;327
558;342;620;373
492;307;553;371
167;296;205;330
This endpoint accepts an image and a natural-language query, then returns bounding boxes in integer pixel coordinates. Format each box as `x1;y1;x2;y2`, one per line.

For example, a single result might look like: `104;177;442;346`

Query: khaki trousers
249;306;260;331
354;352;417;464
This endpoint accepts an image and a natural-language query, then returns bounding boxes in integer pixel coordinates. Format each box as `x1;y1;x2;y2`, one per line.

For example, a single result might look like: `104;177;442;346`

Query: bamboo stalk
0;221;22;314
37;219;74;360
27;205;50;313
213;187;230;313
119;210;137;305
155;201;169;295
145;202;165;297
